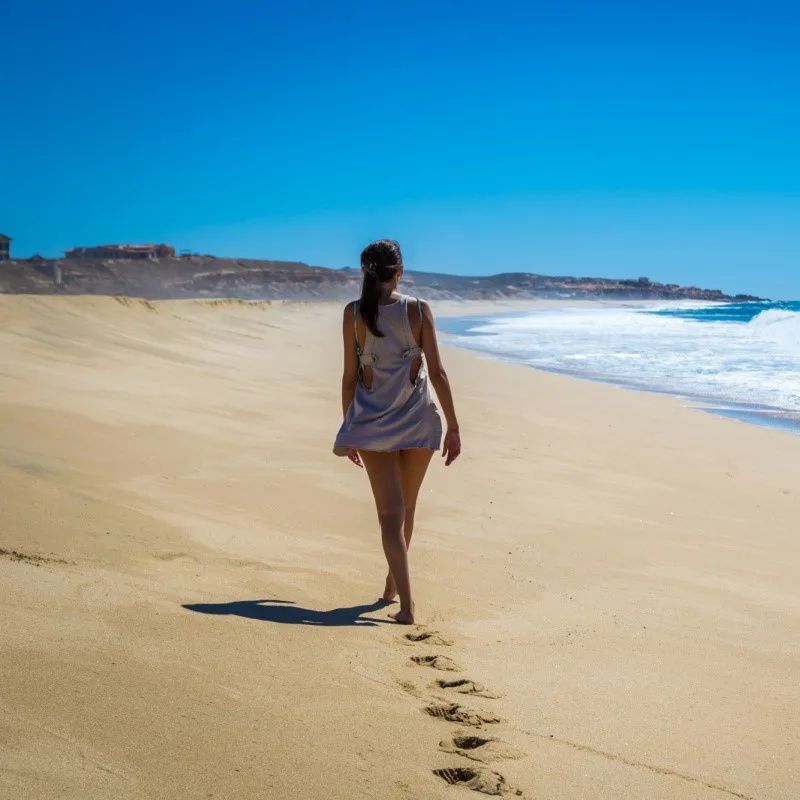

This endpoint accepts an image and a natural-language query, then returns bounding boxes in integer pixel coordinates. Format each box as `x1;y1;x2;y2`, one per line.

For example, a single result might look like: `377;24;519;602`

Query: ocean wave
441;302;800;417
749;309;800;352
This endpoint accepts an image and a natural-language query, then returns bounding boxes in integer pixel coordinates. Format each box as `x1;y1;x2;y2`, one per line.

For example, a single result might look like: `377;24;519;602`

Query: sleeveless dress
333;296;443;455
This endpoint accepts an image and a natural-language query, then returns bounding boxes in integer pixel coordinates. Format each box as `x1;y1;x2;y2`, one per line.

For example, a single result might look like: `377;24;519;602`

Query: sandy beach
1;295;798;800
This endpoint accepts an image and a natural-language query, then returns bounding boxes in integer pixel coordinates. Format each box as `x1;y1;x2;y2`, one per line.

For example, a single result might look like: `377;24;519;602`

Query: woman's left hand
347;448;363;468
442;428;461;466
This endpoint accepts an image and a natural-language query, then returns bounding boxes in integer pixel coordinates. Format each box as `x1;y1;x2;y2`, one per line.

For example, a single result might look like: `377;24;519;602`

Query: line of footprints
400;629;526;798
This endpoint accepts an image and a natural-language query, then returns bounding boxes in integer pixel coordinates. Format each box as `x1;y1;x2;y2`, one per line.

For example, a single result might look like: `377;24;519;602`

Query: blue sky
2;1;799;298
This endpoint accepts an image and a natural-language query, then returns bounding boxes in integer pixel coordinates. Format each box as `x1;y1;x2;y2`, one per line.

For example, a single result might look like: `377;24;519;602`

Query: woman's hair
359;239;403;337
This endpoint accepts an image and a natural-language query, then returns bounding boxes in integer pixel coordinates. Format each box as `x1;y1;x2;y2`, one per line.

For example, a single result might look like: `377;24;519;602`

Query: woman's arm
419;301;461;465
341;302;359;417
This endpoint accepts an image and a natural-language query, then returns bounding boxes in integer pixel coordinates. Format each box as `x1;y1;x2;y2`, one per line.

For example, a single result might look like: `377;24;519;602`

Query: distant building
64;243;175;260
0;233;10;261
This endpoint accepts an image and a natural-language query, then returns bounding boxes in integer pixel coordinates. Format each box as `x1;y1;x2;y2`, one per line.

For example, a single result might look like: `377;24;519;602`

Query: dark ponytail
359;239;403;338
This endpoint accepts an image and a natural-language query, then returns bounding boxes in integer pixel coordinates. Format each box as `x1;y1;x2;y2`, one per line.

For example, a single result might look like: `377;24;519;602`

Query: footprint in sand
432;766;523;797
433;678;501;699
396;679;423;699
404;630;454;646
440;734;523;763
411;654;462;671
423;703;503;727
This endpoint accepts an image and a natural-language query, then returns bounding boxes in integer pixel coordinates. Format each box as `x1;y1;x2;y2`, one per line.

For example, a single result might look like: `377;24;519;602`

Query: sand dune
1;295;798;799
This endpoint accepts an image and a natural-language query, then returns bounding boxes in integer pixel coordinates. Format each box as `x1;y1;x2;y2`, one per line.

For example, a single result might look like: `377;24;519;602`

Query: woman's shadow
182;598;393;627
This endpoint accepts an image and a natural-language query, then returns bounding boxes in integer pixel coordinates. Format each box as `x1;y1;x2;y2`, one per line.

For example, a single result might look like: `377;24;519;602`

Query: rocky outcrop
0;256;764;302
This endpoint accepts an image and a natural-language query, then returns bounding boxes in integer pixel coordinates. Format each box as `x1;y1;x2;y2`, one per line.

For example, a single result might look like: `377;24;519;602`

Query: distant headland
0;246;765;302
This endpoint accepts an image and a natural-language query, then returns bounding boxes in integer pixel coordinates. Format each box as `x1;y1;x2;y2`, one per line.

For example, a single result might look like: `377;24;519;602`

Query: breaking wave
441;301;800;426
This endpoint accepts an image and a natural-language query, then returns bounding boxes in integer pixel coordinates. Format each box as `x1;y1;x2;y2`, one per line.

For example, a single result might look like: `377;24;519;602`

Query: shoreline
1;295;799;800
436;302;800;436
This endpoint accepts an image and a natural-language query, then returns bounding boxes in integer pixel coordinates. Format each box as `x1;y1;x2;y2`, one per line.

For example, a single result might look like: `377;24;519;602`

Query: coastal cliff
0;256;763;302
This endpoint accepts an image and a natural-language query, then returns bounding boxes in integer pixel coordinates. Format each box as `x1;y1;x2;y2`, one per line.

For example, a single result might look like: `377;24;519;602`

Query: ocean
439;301;800;433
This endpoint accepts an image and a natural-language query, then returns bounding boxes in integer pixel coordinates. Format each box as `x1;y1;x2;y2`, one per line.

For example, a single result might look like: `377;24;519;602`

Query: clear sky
2;0;799;299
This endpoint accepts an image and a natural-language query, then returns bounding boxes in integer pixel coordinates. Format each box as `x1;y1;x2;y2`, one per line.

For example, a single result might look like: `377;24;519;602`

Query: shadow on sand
182;598;394;627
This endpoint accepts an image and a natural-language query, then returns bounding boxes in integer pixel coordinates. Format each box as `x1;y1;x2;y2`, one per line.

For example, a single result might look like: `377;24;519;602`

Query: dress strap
399;296;423;359
353;301;363;357
409;296;424;337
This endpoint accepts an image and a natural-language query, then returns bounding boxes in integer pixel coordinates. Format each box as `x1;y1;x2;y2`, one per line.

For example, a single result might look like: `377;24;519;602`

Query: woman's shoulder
342;300;358;324
405;295;432;313
404;295;433;327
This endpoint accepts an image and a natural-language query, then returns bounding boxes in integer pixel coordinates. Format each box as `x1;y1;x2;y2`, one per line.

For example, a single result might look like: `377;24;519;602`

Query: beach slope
1;296;798;800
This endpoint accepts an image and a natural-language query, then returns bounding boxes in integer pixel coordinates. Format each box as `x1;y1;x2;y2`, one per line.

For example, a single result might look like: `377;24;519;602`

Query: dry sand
1;295;798;800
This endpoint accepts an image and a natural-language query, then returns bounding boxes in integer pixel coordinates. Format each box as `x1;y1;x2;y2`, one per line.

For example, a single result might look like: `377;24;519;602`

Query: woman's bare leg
360;451;414;624
383;448;435;602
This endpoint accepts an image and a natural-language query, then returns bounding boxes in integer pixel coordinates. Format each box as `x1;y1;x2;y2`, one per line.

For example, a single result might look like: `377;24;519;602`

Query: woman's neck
378;285;397;304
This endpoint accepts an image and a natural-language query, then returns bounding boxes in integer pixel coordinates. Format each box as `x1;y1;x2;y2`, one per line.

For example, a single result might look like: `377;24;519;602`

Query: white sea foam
749;309;800;352
447;305;800;417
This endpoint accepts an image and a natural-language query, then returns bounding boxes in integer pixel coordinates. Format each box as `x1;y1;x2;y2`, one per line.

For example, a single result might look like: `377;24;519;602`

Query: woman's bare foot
382;573;397;602
390;600;415;625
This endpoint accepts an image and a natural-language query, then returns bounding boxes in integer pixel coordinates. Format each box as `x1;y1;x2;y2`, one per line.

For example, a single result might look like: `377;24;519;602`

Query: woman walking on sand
334;240;461;625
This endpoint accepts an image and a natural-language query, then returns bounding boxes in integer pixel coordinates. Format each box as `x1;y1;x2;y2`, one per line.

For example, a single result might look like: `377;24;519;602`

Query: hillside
0;256;763;301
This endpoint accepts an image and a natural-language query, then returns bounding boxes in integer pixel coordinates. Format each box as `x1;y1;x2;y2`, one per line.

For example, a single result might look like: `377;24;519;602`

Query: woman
334;239;461;625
